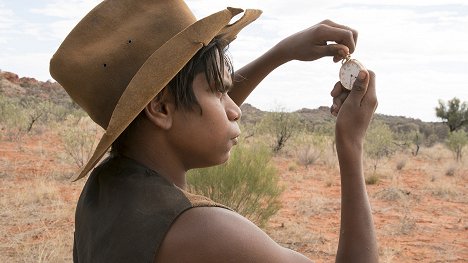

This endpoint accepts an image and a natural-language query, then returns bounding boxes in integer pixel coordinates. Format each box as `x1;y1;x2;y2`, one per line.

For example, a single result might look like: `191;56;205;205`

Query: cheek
199;101;229;130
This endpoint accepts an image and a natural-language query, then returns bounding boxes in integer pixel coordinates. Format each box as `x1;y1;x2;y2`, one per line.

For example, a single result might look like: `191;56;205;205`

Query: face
167;68;242;170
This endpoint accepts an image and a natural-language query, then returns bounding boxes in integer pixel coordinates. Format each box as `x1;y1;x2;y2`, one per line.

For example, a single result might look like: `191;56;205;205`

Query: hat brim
71;7;262;181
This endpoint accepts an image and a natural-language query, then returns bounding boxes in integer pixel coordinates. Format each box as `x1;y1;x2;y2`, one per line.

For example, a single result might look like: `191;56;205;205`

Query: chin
196;151;231;169
218;153;231;165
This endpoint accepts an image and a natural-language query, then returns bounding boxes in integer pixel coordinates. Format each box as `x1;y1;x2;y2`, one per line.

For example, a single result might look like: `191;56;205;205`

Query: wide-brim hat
50;0;261;181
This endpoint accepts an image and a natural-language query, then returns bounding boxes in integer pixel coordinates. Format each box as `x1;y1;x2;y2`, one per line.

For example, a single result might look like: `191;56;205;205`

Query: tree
410;130;423;156
259;108;302;153
446;130;468;162
435;97;468;132
19;97;53;133
365;121;397;174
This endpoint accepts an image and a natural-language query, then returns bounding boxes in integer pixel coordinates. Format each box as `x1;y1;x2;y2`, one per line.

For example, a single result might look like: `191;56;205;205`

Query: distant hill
240;103;448;140
0;70;74;108
0;70;449;140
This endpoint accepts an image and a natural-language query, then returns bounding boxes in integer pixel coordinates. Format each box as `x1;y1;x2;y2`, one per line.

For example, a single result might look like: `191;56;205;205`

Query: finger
330;81;344;97
324;44;349;62
315;43;348;61
347;70;369;105
320;20;358;51
334;91;349;107
332;91;349;115
330;104;337;116
317;26;356;55
331;81;349;115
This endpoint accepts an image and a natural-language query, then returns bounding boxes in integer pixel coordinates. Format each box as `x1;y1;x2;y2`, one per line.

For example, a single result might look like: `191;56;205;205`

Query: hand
276;20;358;63
333;70;377;144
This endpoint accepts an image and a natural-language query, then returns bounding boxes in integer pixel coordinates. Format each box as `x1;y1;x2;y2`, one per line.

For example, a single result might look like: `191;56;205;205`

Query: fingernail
358;71;367;80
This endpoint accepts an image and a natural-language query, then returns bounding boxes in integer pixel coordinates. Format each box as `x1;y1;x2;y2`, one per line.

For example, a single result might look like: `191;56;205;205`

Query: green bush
446;130;468;161
0;95;25;127
258;108;302;153
187;144;283;227
365;174;380;185
0;93;84;137
60;116;100;168
0;94;29;140
365;121;397;174
425;133;439;147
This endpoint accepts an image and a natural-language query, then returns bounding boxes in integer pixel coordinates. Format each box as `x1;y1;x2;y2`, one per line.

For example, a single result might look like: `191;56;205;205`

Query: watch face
339;59;366;90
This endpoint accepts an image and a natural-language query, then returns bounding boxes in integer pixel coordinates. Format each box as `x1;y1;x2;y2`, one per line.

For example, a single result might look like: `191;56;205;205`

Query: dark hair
110;38;233;154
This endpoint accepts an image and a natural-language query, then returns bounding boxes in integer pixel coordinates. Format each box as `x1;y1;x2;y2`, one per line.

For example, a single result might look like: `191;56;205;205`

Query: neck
122;137;188;190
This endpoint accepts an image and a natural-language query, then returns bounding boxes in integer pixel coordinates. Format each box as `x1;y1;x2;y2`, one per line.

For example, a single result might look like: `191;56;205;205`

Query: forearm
335;140;378;263
229;43;290;106
229;20;356;106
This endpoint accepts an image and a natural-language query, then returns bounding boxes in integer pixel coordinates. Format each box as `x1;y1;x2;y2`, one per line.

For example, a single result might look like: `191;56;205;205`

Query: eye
215;90;225;99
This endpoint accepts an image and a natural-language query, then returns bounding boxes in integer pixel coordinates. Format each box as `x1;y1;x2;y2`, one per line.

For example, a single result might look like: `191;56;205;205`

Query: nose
226;95;242;122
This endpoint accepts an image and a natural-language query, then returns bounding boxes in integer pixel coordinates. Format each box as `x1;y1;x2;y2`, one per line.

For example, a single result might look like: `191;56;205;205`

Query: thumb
347;70;369;105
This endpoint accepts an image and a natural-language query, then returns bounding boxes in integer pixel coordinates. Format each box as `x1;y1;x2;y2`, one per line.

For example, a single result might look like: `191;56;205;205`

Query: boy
50;0;378;262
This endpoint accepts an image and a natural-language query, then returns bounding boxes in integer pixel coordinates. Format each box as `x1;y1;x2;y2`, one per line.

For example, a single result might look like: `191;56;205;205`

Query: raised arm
333;70;379;262
157;20;378;263
230;19;379;261
229;20;358;106
158;73;379;263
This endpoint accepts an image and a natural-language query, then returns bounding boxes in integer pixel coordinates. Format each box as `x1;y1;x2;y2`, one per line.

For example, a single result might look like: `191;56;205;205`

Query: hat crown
50;0;196;128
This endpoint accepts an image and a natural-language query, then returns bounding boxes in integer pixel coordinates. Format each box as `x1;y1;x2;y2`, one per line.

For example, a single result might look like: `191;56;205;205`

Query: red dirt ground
1;130;467;262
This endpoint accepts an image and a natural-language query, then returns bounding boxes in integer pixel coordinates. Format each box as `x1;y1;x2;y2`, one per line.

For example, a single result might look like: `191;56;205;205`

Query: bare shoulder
155;206;313;263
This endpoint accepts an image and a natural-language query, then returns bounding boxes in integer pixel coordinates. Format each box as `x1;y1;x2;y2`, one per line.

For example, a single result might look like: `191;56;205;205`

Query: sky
0;0;467;122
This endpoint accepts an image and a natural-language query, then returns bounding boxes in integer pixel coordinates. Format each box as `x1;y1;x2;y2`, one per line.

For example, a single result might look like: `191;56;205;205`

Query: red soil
1;131;467;262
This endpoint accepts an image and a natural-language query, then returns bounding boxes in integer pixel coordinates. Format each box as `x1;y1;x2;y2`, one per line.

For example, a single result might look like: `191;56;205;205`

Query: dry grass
1;130;467;262
267;144;467;262
0;131;83;262
0;173;81;262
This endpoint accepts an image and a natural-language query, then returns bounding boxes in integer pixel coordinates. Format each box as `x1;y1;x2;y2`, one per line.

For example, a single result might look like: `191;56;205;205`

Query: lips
231;133;240;146
232;136;239;145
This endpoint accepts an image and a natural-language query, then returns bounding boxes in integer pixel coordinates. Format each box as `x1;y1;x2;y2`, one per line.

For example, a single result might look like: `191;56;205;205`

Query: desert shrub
288;162;297;171
44;101;80;123
0;94;29;140
0;94;27;128
374;187;409;201
258;107;302;153
365;121;397;174
424;133;439;147
19;98;53;133
0;92;85;139
445;166;456;176
396;159;406;171
445;130;467;161
187;144;283;227
365;174;380;185
409;130;423;156
60;116;101;168
297;144;321;167
294;132;328;167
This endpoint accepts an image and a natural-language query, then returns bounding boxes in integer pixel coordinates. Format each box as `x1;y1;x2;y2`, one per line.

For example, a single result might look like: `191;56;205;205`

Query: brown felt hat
50;0;261;181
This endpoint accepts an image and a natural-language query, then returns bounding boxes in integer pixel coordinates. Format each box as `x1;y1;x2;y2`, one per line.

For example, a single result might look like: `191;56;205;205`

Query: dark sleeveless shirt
73;155;230;263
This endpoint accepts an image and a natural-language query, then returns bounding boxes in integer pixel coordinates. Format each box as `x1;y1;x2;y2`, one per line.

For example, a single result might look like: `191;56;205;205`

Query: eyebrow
212;74;233;93
223;80;233;93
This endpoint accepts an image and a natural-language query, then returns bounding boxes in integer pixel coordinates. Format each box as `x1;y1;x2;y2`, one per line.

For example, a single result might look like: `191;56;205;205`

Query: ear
144;97;173;130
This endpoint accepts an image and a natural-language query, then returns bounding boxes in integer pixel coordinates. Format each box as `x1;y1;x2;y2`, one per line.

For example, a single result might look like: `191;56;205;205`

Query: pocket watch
339;55;366;90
